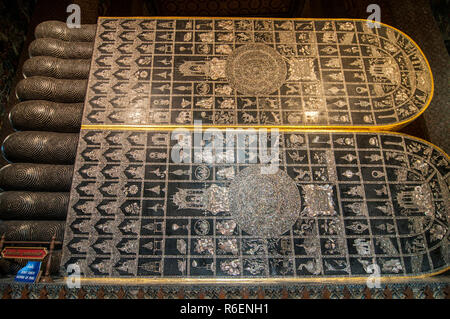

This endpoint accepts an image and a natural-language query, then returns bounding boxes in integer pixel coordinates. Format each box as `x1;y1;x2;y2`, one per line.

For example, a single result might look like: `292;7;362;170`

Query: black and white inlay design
225;44;287;95
60;130;449;279
82;18;433;127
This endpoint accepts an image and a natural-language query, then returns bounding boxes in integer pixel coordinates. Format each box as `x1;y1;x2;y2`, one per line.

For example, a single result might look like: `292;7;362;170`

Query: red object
1;247;48;260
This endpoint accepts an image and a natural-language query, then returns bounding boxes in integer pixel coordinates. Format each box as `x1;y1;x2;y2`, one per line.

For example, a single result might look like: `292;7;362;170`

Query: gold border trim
66;266;449;286
92;16;434;131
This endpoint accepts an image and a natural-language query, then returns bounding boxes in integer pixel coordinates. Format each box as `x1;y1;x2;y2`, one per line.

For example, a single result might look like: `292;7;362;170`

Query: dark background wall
0;0;449;166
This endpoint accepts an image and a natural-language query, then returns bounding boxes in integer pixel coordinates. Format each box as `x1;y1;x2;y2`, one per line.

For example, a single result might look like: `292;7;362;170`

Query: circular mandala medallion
225;44;287;95
229;166;301;238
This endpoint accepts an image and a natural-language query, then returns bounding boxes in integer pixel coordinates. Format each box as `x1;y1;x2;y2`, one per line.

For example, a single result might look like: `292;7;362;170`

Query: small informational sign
15;261;42;283
1;247;48;260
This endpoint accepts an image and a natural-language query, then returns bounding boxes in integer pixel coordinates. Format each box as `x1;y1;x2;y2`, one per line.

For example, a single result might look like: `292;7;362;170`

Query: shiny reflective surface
61;130;449;279
82;18;433;129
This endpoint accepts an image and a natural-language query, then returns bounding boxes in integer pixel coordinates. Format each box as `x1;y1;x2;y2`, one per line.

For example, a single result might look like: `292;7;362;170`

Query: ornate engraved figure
297;258;322;275
301;184;336;217
216;219;237;236
396;184;434;216
220;259;240;276
244;259;266;275
287;58;317;81
194;238;214;255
